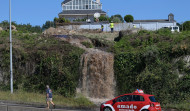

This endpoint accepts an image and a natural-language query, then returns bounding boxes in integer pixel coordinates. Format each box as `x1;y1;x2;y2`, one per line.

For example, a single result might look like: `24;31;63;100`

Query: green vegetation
0;90;94;107
2;20;190;109
0;20;42;33
81;42;94;48
97;16;109;22
42;18;71;30
54;17;70;24
113;30;190;109
73;18;86;22
42;21;55;30
110;14;124;23
182;21;190;31
124;15;134;23
0;31;84;98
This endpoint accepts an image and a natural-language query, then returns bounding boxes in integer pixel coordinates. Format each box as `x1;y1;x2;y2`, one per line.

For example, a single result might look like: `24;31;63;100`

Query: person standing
46;85;55;109
133;25;136;28
110;21;114;33
101;24;104;32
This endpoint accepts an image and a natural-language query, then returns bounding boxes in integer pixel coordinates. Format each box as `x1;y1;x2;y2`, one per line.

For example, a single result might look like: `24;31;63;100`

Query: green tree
98;16;109;21
110;14;124;23
182;21;190;31
111;17;122;23
124;15;134;23
42;21;55;30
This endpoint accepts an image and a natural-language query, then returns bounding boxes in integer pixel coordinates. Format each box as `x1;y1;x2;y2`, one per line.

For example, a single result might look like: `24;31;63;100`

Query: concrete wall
60;23;133;32
133;22;177;31
59;22;177;32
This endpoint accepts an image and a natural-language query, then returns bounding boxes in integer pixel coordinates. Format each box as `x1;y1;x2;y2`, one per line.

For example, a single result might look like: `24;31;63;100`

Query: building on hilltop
58;0;106;23
133;13;177;30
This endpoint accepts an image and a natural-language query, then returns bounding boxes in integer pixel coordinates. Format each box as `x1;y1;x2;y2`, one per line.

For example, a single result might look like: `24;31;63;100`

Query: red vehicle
100;89;161;111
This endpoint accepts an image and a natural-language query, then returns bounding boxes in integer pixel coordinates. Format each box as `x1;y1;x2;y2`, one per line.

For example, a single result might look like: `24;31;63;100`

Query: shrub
81;42;94;48
124;15;134;23
114;30;190;104
182;21;190;31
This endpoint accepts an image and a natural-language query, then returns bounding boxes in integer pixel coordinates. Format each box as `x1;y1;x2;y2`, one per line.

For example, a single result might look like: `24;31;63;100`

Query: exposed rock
43;27;77;35
174;55;190;78
78;50;115;99
7;25;17;31
0;27;3;31
60;35;116;99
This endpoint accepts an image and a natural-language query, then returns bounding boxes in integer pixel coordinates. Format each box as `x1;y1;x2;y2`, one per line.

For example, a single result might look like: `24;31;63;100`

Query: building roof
133;19;176;23
62;0;72;5
59;10;106;15
168;13;174;16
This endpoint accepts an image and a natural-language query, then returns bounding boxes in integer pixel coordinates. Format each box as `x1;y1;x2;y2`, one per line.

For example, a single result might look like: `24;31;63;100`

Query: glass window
86;0;88;4
79;5;82;9
83;5;86;9
63;6;66;10
132;95;145;101
66;6;70;10
67;1;72;5
173;27;179;30
116;95;132;102
92;5;95;9
76;0;79;5
149;96;157;102
86;5;88;9
76;6;78;9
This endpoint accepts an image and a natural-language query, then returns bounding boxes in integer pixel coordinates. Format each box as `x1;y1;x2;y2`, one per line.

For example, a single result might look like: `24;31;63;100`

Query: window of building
63;0;102;10
86;5;88;9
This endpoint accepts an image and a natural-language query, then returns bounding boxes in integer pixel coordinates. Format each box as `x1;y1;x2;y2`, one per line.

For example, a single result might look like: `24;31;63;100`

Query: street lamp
9;0;13;94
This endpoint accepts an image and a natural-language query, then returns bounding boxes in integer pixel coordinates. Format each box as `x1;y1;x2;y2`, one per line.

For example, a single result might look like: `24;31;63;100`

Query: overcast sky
0;0;189;26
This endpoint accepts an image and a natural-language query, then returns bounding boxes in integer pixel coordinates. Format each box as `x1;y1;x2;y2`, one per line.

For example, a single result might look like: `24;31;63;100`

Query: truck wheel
104;107;112;111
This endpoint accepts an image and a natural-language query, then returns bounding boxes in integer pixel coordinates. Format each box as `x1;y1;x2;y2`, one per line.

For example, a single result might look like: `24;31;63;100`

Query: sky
0;0;190;26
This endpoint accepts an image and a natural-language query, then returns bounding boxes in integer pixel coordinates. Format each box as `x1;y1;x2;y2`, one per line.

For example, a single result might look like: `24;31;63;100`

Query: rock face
0;27;3;31
60;35;116;99
174;55;190;78
78;50;115;99
43;27;77;35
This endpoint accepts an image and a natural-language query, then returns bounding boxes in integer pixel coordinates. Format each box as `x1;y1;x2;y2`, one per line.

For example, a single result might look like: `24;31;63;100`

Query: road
0;101;99;111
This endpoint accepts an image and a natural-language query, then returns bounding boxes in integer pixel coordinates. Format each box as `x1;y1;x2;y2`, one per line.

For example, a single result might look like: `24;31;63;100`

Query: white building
58;0;106;22
133;13;177;30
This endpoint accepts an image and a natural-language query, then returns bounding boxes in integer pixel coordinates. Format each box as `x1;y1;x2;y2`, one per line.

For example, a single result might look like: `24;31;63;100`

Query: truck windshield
149;96;157;102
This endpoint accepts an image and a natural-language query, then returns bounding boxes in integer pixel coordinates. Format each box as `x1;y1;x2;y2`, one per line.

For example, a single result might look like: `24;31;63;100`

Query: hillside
113;29;190;109
0;31;84;97
1;29;190;110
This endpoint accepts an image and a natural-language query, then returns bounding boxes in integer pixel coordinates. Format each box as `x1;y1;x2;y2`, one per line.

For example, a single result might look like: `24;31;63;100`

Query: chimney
96;0;100;4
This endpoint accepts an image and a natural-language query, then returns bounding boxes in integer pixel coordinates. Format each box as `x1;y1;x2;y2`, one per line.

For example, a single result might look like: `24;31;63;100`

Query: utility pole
9;0;13;94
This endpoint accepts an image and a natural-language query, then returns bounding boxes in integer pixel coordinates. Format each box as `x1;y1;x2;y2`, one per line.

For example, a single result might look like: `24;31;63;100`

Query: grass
0;90;94;107
164;102;190;111
80;32;118;41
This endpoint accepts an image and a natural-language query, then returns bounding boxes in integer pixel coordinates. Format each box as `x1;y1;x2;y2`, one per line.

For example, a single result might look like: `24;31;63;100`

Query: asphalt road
0;101;99;111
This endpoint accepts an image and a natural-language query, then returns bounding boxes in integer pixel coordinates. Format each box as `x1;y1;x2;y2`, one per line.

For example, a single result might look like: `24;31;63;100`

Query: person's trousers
111;28;114;33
